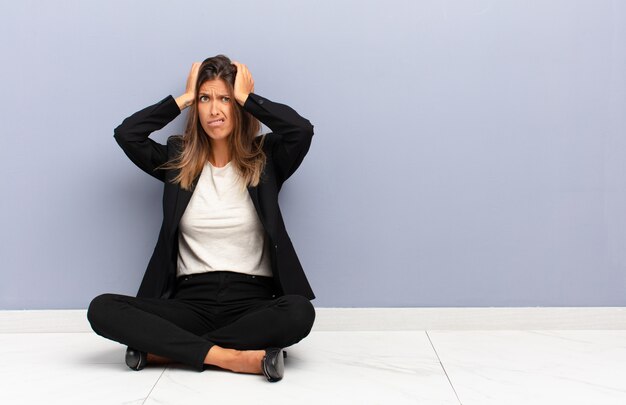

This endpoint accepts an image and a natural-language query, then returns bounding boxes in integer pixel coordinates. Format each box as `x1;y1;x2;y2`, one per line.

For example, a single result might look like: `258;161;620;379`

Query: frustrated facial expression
197;79;234;142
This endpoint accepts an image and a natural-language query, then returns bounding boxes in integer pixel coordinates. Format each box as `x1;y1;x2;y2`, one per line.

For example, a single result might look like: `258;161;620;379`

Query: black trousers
87;271;316;372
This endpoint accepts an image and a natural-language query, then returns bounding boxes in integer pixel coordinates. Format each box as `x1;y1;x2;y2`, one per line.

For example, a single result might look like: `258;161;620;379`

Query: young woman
87;55;316;382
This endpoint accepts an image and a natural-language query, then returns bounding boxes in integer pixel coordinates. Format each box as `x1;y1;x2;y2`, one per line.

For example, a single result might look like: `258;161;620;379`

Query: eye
221;96;230;103
199;95;209;102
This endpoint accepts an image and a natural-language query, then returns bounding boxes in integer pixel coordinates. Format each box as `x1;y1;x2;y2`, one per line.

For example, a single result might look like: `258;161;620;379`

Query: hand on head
232;61;255;105
185;62;201;99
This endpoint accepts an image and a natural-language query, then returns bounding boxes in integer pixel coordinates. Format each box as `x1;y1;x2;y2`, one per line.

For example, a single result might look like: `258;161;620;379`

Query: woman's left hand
232;61;254;106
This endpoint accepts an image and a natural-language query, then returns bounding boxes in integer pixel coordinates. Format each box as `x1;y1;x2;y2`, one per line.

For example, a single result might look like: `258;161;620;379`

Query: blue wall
1;0;625;308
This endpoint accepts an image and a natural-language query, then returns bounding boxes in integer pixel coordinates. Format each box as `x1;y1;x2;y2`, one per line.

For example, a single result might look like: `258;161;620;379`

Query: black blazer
113;92;315;300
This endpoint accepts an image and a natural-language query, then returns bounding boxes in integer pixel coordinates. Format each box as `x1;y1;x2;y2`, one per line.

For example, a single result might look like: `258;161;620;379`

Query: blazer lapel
246;184;271;238
247;184;258;209
167;173;199;235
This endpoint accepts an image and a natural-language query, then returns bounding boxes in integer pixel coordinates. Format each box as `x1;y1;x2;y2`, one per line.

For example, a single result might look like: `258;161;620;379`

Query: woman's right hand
176;62;201;111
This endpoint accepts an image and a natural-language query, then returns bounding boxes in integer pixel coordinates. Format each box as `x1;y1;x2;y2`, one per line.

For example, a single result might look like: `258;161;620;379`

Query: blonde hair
156;55;266;191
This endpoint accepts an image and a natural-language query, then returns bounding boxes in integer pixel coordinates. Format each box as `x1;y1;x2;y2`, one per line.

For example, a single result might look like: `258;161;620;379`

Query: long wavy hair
156;54;266;191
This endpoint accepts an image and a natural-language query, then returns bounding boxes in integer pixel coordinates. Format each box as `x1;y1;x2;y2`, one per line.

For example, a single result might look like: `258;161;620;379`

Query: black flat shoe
125;346;147;371
261;347;284;382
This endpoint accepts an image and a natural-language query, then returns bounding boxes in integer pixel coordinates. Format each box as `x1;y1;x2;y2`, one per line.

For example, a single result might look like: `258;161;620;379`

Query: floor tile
428;330;626;405
0;333;165;405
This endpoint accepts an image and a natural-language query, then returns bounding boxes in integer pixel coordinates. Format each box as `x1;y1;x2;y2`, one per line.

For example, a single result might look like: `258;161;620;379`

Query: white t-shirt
176;160;273;278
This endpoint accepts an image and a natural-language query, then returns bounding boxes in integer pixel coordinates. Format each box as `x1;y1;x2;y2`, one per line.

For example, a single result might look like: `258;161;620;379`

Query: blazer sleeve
242;92;314;185
113;95;181;182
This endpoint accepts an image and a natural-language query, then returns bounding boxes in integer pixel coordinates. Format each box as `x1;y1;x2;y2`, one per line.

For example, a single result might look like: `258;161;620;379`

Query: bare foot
228;349;266;374
205;346;266;374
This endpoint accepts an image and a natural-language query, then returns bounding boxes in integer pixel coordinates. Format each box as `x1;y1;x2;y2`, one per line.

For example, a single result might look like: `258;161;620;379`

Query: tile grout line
141;365;168;405
425;331;463;405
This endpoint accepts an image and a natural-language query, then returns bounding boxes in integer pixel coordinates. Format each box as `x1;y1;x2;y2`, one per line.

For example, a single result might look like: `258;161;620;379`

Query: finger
237;63;247;73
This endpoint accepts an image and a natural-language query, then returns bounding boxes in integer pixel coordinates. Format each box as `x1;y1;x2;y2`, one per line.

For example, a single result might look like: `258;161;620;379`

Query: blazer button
258;98;264;104
274;244;278;249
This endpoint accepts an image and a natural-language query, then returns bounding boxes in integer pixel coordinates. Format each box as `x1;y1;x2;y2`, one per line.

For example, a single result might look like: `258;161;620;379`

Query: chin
205;131;231;141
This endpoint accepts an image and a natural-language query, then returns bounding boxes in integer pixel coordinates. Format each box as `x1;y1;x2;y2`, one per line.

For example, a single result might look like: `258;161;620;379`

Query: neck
209;139;231;167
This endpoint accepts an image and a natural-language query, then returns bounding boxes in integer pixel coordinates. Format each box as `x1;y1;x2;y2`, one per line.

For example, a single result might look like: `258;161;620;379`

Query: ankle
204;346;264;374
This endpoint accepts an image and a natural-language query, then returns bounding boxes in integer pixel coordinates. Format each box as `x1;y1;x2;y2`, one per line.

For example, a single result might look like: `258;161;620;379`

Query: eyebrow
198;92;230;97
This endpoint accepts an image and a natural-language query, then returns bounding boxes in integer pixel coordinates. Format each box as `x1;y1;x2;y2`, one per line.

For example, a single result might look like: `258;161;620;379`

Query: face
197;79;234;142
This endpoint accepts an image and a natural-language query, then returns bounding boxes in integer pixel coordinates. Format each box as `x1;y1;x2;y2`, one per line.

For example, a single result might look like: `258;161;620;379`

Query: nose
210;100;219;116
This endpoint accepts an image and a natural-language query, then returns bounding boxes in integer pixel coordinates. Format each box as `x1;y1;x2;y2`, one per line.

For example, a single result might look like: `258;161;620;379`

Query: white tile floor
1;330;625;404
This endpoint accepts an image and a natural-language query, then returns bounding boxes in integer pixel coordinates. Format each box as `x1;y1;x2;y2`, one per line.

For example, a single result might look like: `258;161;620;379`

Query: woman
87;55;316;382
